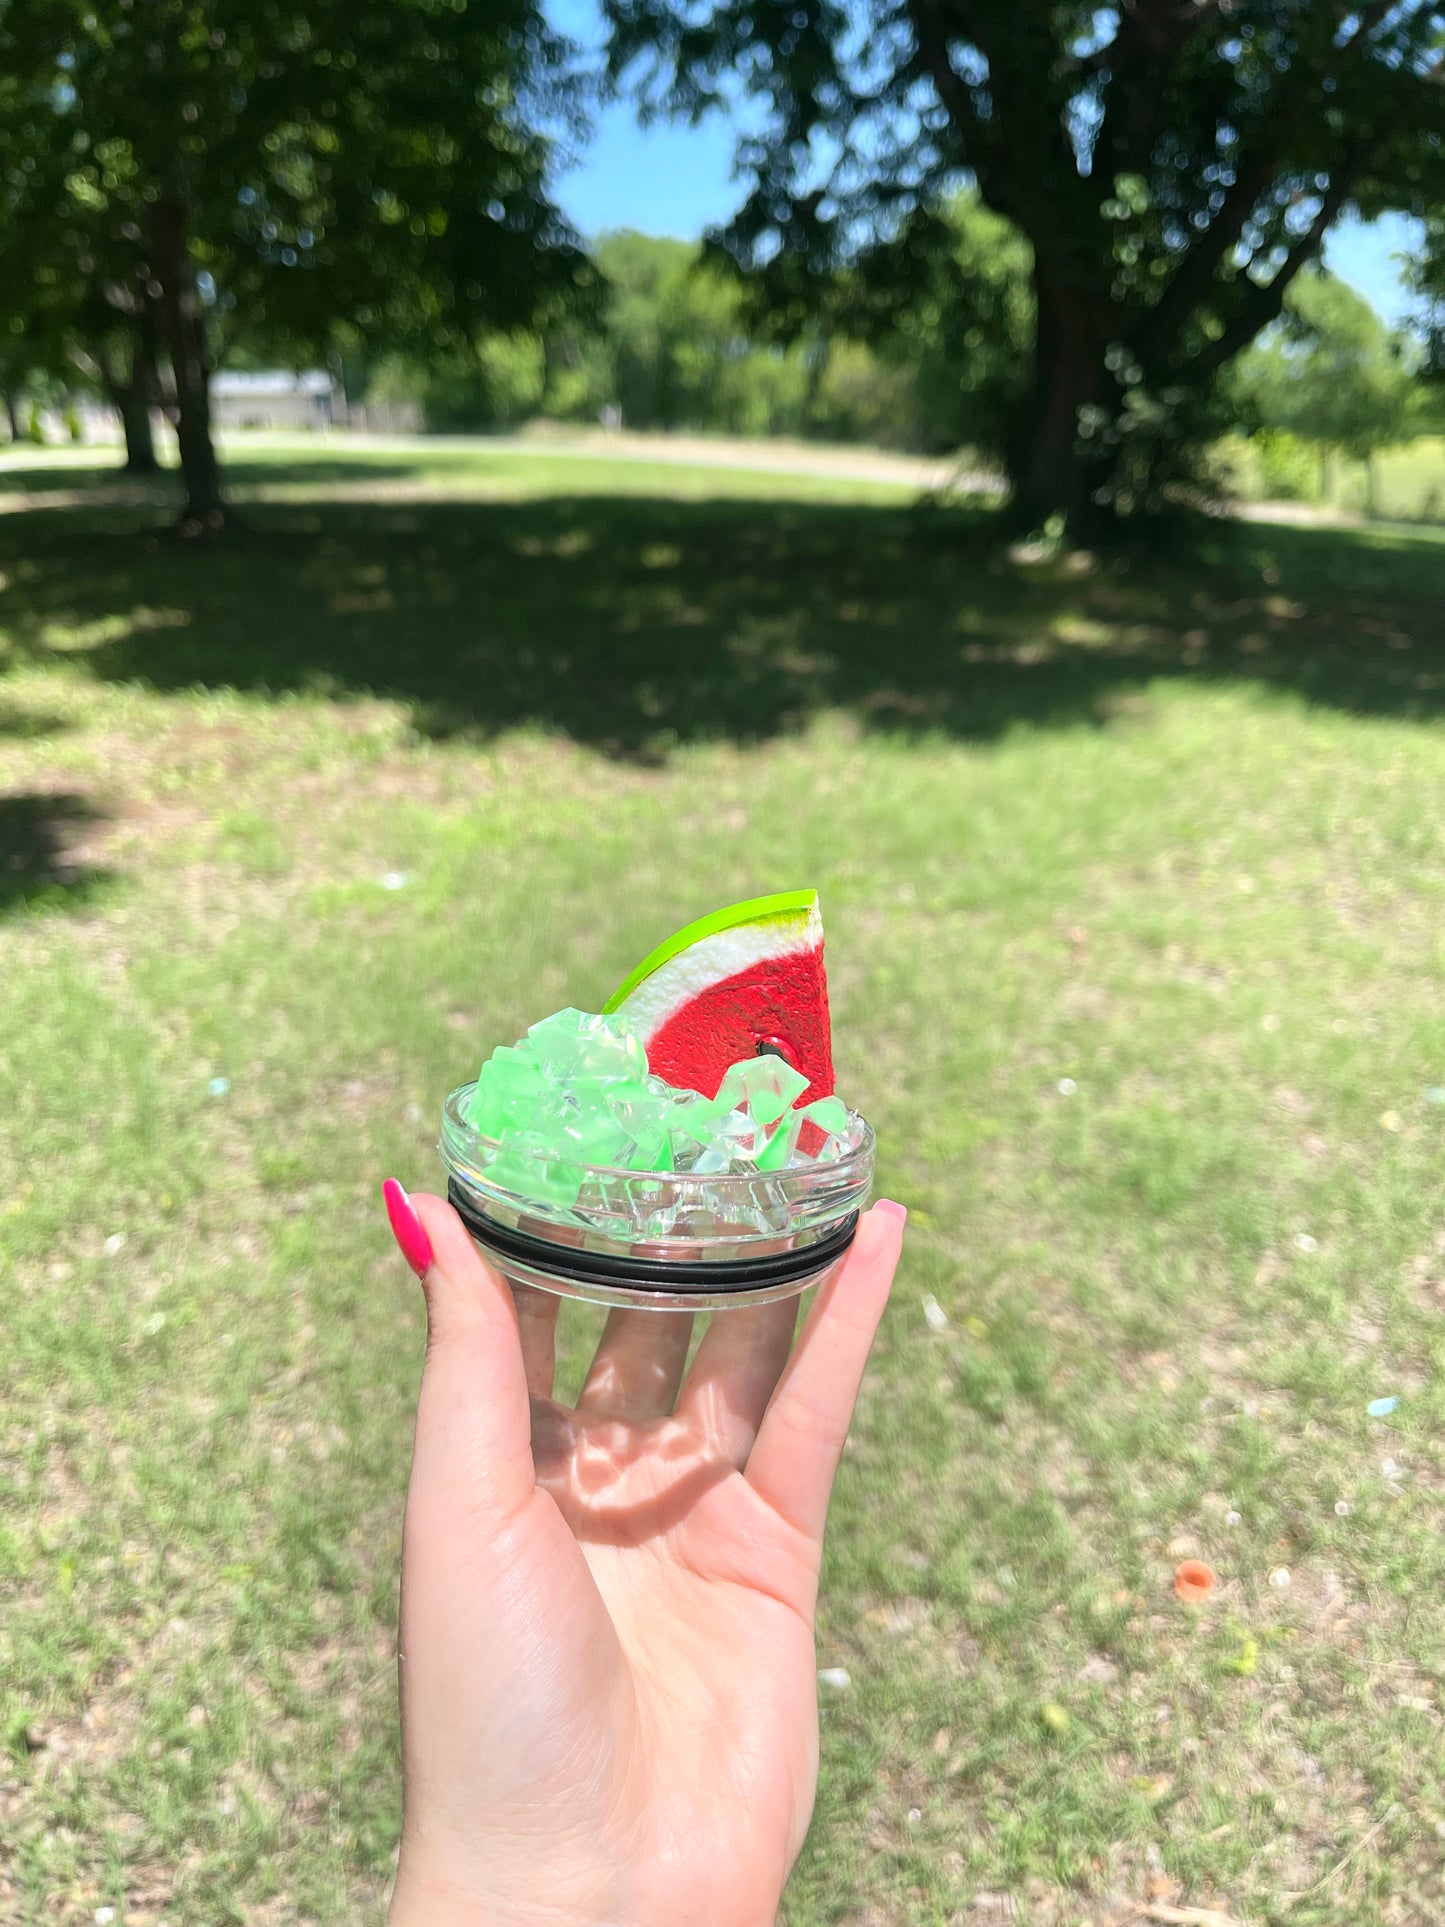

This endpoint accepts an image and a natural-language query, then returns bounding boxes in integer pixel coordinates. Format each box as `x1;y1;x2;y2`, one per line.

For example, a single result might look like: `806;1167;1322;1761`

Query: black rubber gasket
447;1179;859;1295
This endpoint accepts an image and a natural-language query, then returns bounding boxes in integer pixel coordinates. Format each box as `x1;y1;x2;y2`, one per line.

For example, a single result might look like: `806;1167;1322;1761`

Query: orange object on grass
1174;1559;1216;1602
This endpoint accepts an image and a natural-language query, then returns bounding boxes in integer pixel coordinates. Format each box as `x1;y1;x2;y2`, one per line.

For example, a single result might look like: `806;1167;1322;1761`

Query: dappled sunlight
37;607;190;654
0;449;1442;1927
514;529;595;560
0;463;1440;764
0;704;68;741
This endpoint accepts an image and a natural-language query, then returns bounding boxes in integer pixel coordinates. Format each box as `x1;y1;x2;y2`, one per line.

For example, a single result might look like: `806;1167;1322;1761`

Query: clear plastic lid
438;1080;874;1267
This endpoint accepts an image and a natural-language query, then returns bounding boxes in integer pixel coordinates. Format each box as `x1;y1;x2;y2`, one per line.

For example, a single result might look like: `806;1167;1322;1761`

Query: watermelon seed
756;1034;799;1067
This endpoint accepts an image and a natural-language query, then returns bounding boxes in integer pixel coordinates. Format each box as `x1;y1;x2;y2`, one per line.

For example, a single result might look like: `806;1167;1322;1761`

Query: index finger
405;1192;538;1523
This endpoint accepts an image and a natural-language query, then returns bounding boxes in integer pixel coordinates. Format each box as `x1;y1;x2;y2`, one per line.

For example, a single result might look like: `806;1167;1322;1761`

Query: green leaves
0;0;593;380
1229;267;1416;463
600;0;1445;524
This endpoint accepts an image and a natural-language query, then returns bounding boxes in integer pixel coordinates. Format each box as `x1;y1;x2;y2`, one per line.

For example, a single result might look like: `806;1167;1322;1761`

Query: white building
210;369;343;431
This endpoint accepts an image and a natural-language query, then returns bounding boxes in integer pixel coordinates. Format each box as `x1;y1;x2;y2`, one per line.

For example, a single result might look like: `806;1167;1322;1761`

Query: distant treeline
357;209;1440;495
359;204;1031;458
4;196;1433;506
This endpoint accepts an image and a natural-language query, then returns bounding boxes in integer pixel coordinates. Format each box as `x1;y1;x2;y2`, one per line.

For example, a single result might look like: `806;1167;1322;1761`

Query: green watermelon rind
602;889;819;1017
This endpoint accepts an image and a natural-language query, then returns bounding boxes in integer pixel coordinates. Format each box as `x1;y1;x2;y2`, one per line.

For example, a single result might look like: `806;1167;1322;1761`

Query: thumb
384;1182;537;1523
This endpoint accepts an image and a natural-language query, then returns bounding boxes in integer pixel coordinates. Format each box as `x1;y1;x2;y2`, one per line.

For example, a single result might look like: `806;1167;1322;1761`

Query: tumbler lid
447;1179;860;1298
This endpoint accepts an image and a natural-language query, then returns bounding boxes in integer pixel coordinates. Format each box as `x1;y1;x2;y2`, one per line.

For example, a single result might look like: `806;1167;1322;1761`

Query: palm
391;1198;903;1927
541;1404;826;1891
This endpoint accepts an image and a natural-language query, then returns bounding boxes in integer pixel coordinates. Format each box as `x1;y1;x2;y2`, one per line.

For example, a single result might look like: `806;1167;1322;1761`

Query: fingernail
383;1178;433;1278
875;1198;908;1225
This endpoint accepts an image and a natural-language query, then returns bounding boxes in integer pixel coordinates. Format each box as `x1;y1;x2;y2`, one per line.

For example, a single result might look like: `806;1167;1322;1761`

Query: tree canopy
0;0;590;526
366;199;1032;453
605;0;1445;528
1229;266;1415;469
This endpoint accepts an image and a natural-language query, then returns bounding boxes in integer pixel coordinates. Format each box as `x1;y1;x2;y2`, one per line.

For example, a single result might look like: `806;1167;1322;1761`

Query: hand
382;1186;905;1927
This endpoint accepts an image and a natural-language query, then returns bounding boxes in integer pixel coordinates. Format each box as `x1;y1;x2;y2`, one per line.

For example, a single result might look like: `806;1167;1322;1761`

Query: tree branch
903;0;1002;180
1129;144;1284;365
1129;4;1417;370
1098;5;1203;182
1186;67;1419;378
1192;173;1357;375
1141;152;1322;363
909;0;1105;250
1114;1;1214;66
1338;0;1399;49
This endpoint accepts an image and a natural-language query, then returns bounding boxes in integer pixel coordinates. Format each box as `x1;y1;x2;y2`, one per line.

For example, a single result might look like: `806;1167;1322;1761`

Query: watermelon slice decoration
604;889;834;1105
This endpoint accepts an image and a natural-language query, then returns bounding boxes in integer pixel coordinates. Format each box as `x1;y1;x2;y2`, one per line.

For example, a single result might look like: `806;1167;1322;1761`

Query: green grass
1351;436;1445;521
1;443;1444;1926
1221;433;1445;523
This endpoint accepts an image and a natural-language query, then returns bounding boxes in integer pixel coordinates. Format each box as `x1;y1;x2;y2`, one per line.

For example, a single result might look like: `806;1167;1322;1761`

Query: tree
1229;267;1415;505
605;0;1445;531
74;301;163;476
840;192;1032;459
0;0;590;531
0;84;163;470
544;230;818;435
364;334;549;431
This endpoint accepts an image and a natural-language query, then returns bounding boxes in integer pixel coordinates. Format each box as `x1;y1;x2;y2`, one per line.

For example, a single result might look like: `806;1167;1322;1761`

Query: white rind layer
617;900;823;1044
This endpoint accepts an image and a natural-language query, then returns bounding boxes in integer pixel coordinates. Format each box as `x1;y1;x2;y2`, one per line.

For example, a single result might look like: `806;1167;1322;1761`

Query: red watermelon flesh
604;890;834;1104
642;949;833;1101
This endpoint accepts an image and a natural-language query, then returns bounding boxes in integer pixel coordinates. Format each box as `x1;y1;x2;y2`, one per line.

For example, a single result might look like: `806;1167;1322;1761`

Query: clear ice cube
755;1109;804;1171
715;1055;810;1118
526;1007;648;1084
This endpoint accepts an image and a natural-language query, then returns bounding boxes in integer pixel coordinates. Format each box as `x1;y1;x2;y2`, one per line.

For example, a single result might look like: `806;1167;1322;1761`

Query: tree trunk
147;196;225;534
94;320;159;472
113;355;159;473
127;315;161;472
1;388;20;443
326;348;350;429
1007;257;1114;536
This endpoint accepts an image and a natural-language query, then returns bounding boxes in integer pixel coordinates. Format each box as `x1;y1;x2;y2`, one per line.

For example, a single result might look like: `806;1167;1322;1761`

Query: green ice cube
467;1045;544;1135
486;1136;584;1208
709;1107;763;1161
624;1128;672;1172
646;1073;693;1101
604;1081;668;1130
667;1095;722;1161
800;1096;848;1136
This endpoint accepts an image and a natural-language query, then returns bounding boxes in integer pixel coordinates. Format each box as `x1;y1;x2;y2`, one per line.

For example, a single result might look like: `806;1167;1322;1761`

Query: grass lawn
1;442;1443;1927
1219;434;1445;525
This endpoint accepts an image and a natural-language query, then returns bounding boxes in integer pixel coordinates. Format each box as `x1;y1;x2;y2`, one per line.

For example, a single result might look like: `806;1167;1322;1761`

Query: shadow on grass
0;792;110;916
0;455;428;496
0;707;68;740
0;476;1441;758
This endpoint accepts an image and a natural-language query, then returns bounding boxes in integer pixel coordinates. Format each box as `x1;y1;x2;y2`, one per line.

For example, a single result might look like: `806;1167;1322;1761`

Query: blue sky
1322;213;1422;326
546;0;1421;326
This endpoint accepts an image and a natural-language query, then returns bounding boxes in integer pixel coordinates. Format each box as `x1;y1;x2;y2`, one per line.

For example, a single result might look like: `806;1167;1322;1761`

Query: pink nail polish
875;1198;908;1225
383;1178;434;1278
